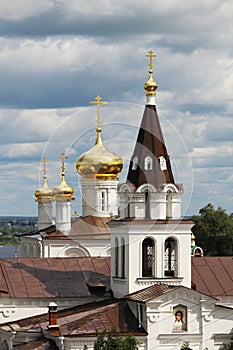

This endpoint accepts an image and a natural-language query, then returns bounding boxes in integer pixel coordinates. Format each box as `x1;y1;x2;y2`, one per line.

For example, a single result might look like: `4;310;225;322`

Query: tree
192;203;233;256
94;328;139;350
180;341;192;349
221;335;233;349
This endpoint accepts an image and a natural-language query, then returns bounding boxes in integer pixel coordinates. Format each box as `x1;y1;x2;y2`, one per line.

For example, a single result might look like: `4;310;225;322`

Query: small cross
40;156;49;176
89;95;108;129
146;50;156;71
73;210;78;218
58;152;68;173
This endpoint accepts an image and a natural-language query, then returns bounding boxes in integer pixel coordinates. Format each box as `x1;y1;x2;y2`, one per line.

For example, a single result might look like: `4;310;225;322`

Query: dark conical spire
126;104;174;190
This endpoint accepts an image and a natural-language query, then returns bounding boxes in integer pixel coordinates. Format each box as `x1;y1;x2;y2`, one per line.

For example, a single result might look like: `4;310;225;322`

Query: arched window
145;191;150;218
100;191;106;212
142;238;155;277
193;247;203;257
144;156;153;170
164;237;177;277
158;155;167;170
121;238;125;278
115;238;119;277
132;156;138;170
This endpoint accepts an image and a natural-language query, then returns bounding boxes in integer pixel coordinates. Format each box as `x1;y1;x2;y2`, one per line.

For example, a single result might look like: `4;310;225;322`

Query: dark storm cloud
0;2;232;52
0;66;142;109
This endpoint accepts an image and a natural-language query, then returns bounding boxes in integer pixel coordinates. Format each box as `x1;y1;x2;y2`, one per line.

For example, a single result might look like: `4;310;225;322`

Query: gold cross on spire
58;152;68;173
146;50;156;71
40;156;49;177
89;95;108;130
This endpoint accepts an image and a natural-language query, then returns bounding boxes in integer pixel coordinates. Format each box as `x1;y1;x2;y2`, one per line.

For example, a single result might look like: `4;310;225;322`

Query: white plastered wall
81;179;119;217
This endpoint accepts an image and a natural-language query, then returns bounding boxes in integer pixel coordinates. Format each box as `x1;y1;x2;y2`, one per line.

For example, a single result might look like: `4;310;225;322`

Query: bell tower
110;51;193;298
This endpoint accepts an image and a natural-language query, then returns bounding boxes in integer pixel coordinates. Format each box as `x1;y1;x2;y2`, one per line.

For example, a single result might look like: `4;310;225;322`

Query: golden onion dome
53;176;74;200
34;177;53;203
53;152;74;201
76;127;123;180
76;95;123;180
34;156;53;203
144;50;158;96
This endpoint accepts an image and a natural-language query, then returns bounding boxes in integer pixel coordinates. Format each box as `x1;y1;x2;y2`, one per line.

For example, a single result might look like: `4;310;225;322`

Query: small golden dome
76;130;123;180
35;156;53;203
35;178;53;203
53;176;74;201
53;152;74;201
144;75;158;96
144;50;158;96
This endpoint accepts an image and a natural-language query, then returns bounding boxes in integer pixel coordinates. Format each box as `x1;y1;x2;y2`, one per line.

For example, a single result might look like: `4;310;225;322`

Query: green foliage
221;335;233;349
94;328;139;350
0;222;35;246
180;341;192;349
0;235;19;246
192;203;233;256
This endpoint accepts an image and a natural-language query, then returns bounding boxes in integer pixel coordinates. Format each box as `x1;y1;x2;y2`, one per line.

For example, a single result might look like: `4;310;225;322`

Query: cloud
0;0;232;51
0;0;54;21
0;0;232;216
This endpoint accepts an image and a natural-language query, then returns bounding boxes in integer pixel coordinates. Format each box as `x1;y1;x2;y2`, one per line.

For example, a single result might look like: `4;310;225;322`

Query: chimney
48;302;59;328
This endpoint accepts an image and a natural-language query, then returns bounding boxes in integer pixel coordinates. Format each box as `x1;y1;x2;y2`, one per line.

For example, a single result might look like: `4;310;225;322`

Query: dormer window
144;156;152;170
159;156;167;170
132;156;138;170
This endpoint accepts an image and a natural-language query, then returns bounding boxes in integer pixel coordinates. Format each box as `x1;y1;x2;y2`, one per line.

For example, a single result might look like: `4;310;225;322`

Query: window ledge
112;277;126;282
136;277;183;286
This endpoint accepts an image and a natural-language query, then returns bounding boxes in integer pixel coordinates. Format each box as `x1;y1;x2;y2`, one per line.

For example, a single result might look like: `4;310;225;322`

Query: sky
0;0;232;217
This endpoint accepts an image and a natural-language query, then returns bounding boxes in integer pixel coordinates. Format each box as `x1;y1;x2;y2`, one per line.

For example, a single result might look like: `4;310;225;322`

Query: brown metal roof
58;300;146;336
191;256;233;297
0;257;110;298
127;104;175;190
1;256;232;301
109;218;194;226
3;299;147;338
44;215;110;240
125;284;177;302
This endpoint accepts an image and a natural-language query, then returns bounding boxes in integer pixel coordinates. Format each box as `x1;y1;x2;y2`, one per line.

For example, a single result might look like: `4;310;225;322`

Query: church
0;51;233;350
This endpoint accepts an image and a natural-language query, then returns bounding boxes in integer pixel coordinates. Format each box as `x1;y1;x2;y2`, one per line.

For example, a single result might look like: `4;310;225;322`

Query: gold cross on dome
58;152;68;173
40;156;49;176
146;50;156;71
89;95;108;129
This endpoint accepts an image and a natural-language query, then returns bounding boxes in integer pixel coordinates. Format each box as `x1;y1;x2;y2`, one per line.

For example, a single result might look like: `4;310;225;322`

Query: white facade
110;221;193;298
0;297;100;325
20;235;111;258
81;178;119;217
55;200;72;232
37;201;53;231
119;183;182;220
127;288;233;350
